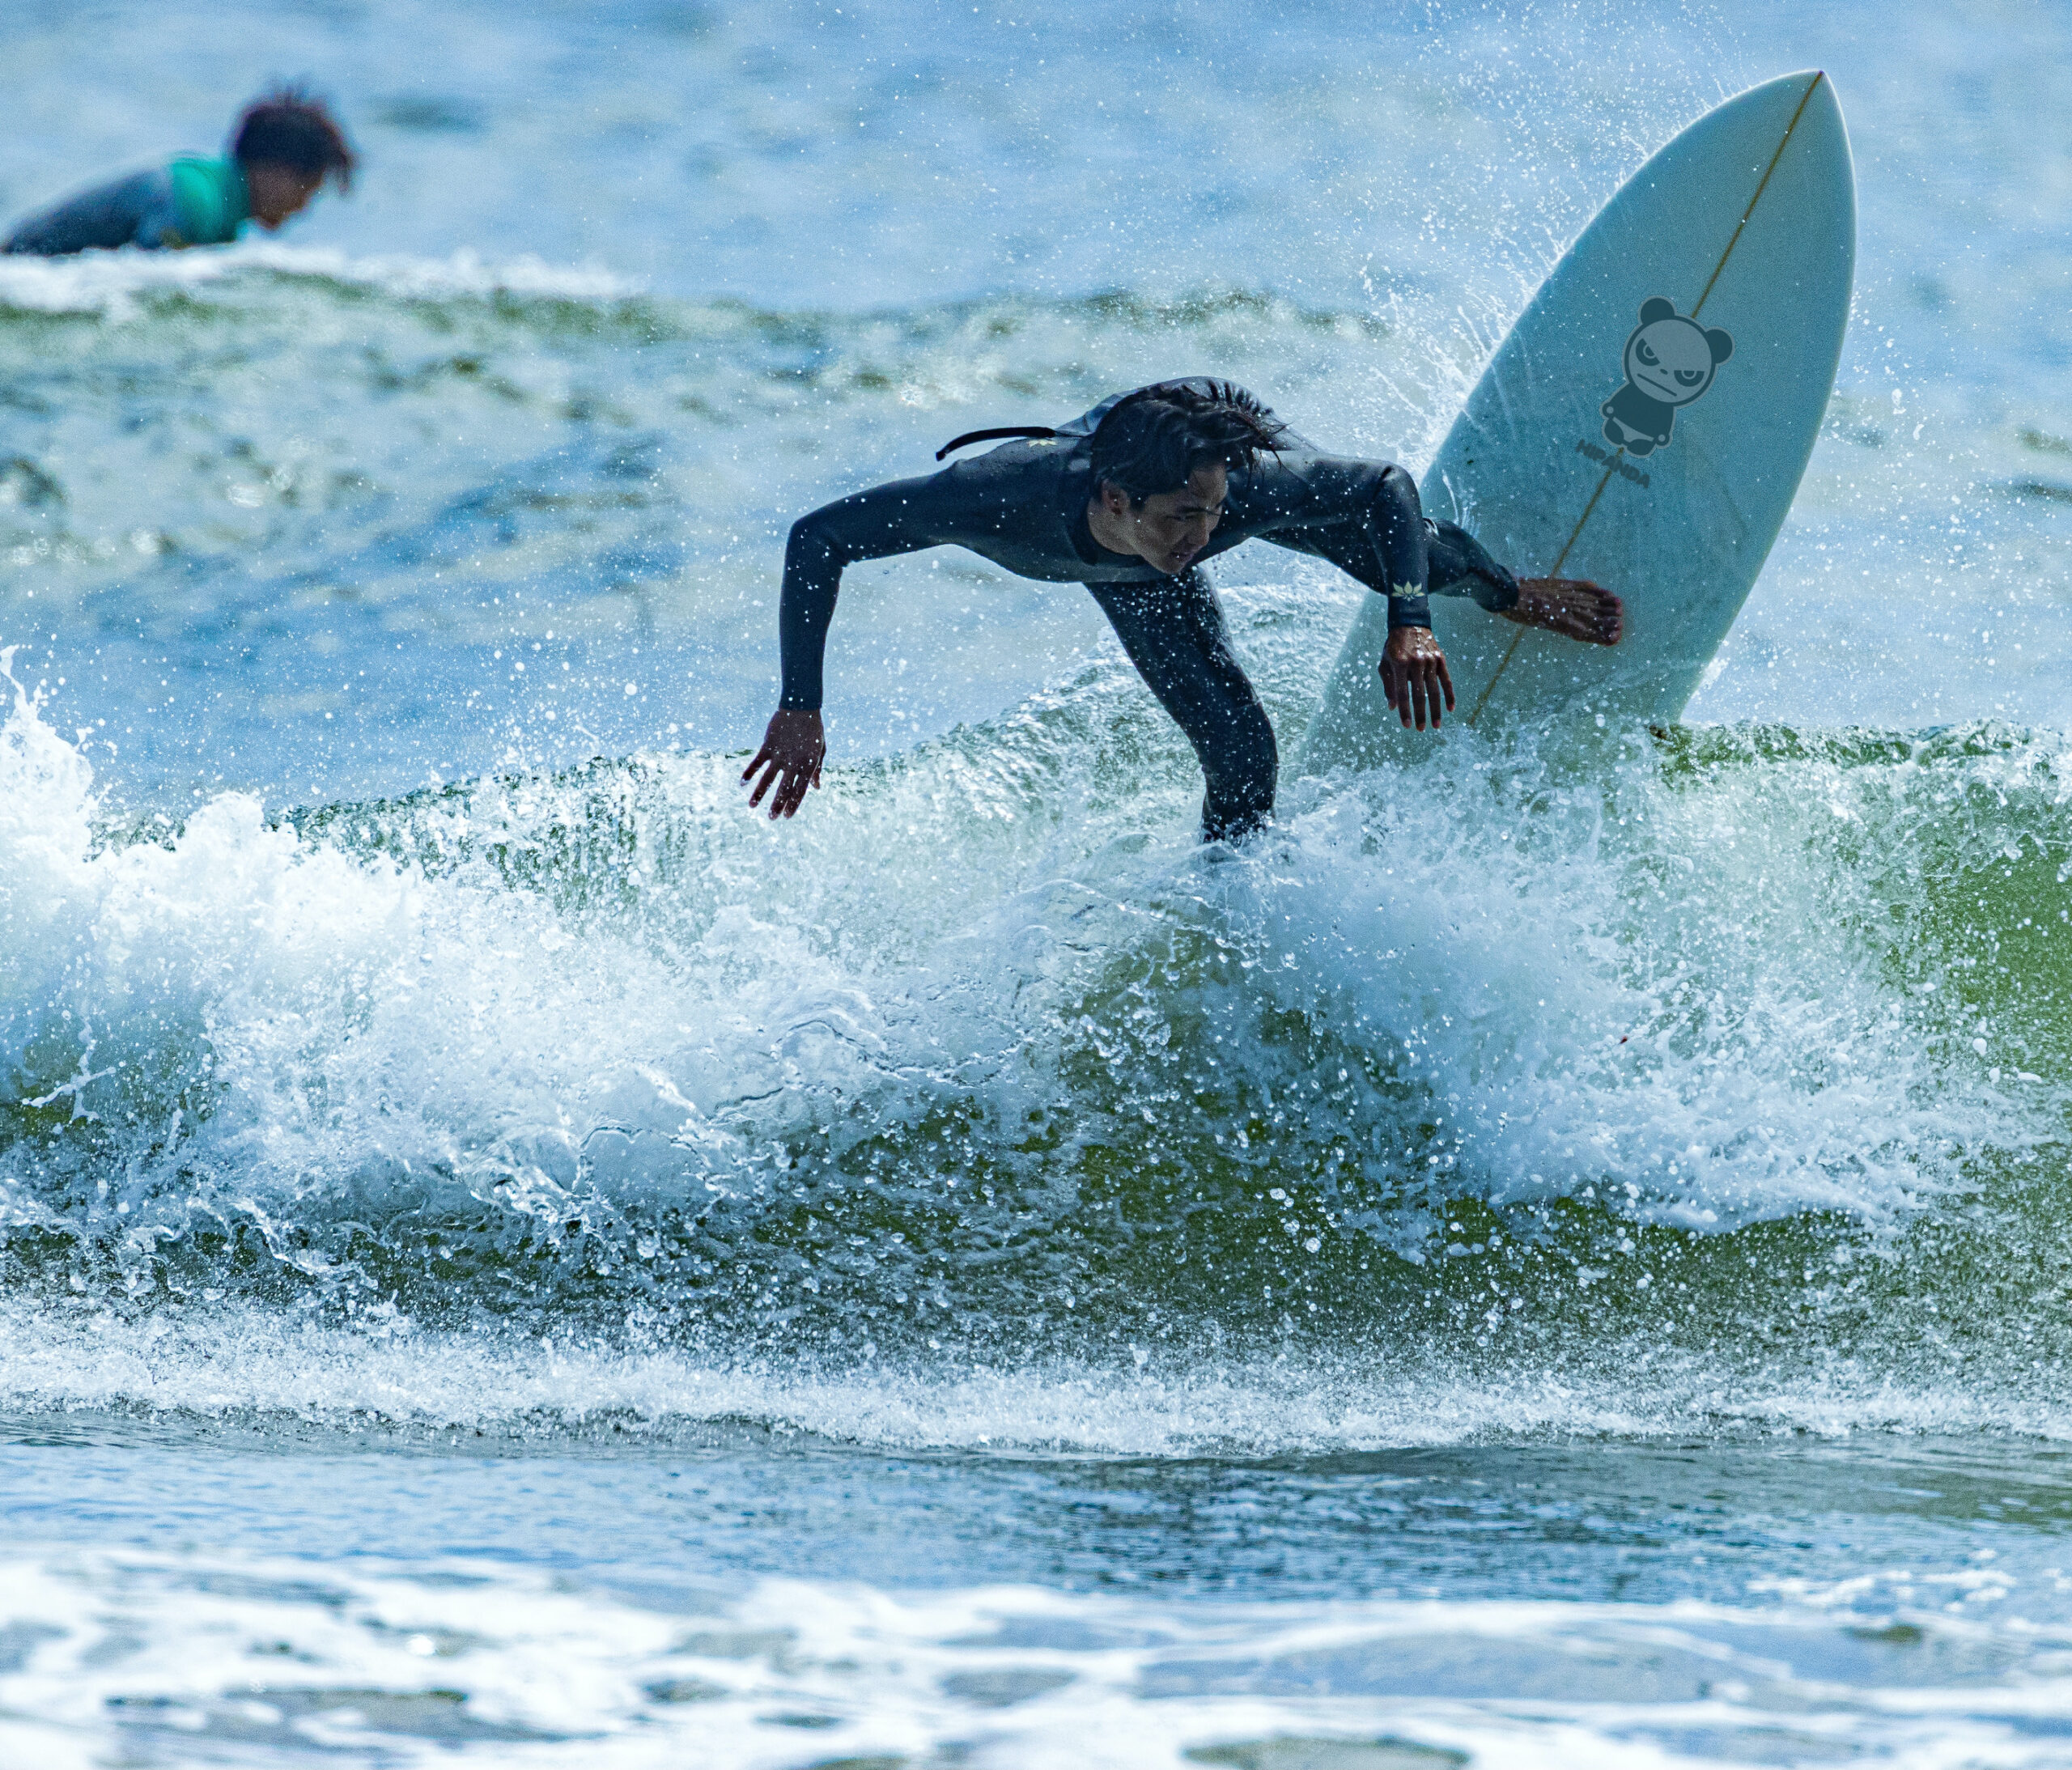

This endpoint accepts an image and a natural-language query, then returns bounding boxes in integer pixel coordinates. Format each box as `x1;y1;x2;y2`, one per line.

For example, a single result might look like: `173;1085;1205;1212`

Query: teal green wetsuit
2;156;250;256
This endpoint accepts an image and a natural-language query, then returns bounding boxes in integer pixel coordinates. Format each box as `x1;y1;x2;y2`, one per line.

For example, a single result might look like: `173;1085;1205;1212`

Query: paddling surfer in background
3;86;355;256
743;379;1621;841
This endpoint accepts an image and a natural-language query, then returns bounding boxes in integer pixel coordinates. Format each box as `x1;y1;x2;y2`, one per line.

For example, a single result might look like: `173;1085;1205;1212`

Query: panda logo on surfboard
1600;297;1734;457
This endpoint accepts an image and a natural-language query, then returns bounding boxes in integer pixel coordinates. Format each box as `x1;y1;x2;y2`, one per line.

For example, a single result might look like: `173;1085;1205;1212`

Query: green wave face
5;641;2070;1411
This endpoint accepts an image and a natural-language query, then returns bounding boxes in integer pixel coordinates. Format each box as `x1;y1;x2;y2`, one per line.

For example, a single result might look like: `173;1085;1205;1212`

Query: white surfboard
1301;70;1855;767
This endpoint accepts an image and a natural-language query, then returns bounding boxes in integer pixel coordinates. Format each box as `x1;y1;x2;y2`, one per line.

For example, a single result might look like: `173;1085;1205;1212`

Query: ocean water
6;1;2072;1765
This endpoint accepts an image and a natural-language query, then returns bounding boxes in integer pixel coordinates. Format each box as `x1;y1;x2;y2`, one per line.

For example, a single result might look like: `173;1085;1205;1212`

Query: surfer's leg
1087;572;1277;842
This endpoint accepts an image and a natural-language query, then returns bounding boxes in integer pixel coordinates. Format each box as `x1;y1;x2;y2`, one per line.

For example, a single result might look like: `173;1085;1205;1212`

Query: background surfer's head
231;85;359;230
1623;298;1734;409
1089;381;1286;575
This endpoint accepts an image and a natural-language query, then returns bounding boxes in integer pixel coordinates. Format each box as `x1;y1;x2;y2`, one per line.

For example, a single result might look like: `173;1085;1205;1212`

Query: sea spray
4;650;2067;1418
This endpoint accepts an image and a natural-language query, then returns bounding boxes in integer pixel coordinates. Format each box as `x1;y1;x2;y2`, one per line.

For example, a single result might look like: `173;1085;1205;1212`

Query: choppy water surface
6;1;2072;1765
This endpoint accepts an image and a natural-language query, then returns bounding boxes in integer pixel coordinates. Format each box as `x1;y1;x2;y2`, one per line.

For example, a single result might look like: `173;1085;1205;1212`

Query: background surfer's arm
132;197;189;249
778;470;996;711
2;169;176;255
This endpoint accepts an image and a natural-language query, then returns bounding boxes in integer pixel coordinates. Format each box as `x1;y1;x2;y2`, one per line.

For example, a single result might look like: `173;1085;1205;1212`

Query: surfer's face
1626;319;1719;407
245;162;326;231
1099;462;1228;575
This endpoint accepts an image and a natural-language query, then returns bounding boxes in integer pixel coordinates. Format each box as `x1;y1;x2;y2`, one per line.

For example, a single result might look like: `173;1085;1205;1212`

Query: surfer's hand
1379;628;1455;731
743;709;826;819
1505;578;1624;646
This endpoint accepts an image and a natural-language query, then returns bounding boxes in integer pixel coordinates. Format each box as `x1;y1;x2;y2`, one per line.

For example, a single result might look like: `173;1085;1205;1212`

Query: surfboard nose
1301;69;1857;765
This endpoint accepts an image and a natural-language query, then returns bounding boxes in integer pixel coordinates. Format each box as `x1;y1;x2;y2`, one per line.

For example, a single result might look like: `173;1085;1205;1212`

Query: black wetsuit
779;380;1521;840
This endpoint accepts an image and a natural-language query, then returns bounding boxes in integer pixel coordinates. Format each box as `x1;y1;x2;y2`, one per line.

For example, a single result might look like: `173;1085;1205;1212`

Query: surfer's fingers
1436;653;1456;711
1378;656;1405;724
741;741;775;784
745;758;778;809
1573;581;1624;637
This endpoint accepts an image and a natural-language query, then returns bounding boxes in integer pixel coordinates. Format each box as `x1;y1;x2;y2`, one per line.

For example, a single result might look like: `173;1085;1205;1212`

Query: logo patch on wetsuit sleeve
1596;297;1734;460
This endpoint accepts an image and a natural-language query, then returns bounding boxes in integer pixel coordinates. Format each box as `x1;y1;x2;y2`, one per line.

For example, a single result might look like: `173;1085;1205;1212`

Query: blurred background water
5;2;2072;1765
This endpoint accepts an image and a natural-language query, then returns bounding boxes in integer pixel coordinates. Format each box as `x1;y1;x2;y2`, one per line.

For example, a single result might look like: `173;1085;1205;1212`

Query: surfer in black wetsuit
743;379;1621;840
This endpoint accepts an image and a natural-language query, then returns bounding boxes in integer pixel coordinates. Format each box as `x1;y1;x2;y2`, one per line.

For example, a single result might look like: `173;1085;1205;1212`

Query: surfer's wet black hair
1090;380;1289;506
231;86;358;193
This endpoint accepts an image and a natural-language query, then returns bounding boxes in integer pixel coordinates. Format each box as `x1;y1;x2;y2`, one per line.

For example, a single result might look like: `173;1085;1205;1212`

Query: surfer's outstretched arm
1242;457;1460;728
1422;513;1621;645
1247;461;1622;686
745;469;1003;818
1361;465;1453;732
1498;578;1624;644
777;475;966;713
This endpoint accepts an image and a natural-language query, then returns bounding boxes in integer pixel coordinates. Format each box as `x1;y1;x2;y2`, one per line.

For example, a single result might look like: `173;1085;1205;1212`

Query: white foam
0;627;2030;1211
4;1544;2067;1770
6;1299;2070;1452
0;609;2049;1419
0;240;636;319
